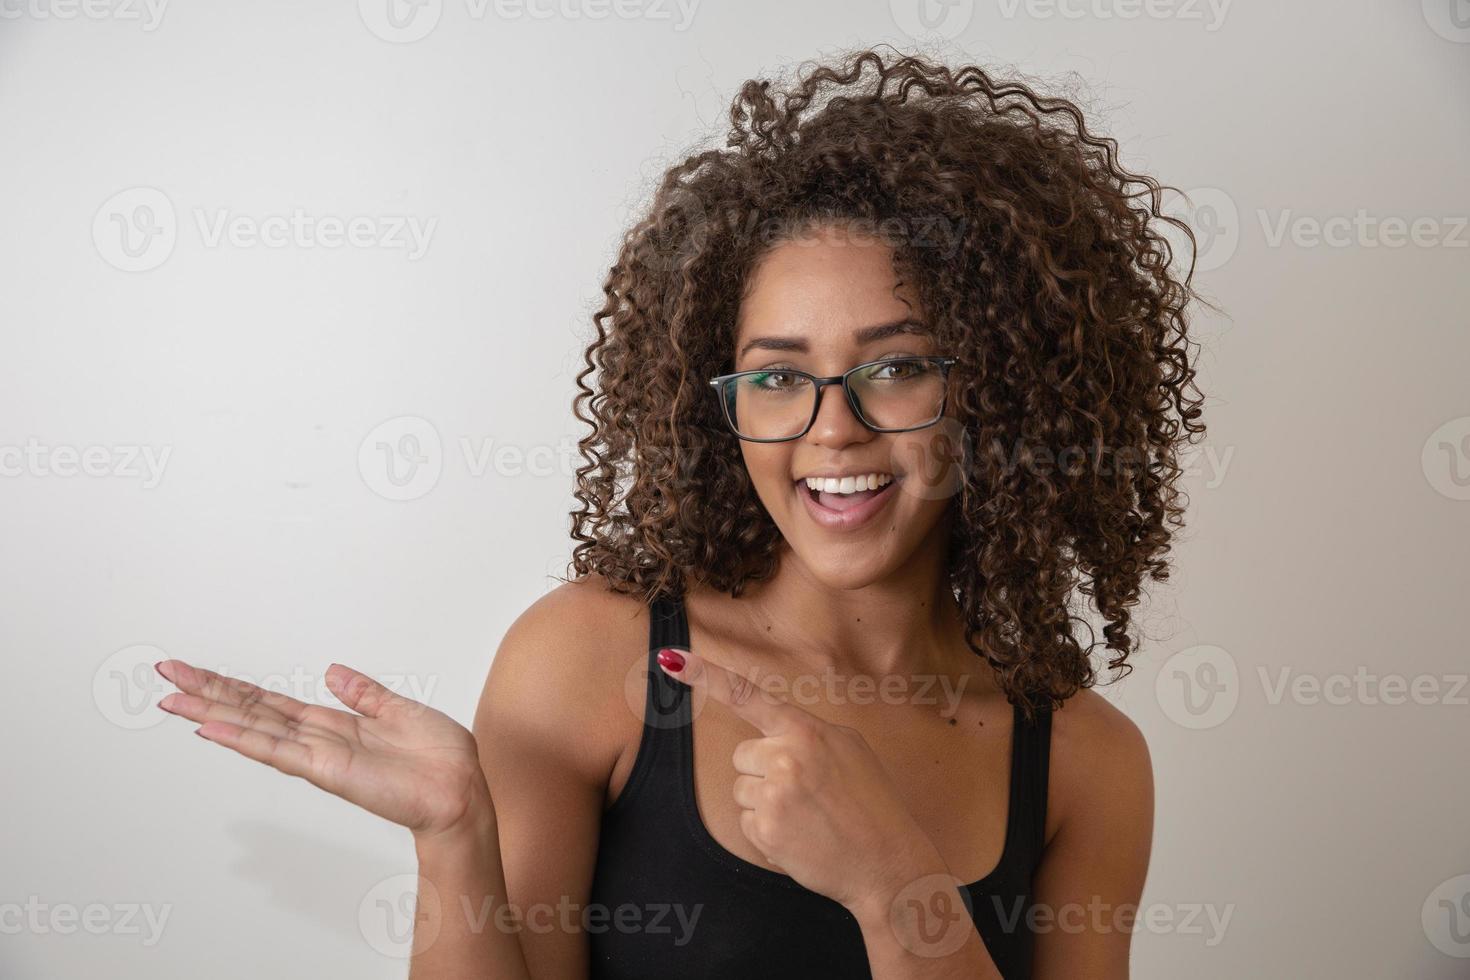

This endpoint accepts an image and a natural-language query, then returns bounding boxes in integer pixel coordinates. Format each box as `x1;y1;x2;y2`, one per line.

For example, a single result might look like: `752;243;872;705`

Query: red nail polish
657;648;686;672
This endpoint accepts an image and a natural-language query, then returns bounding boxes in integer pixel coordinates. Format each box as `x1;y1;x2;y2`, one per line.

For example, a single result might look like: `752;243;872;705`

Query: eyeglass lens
722;358;947;440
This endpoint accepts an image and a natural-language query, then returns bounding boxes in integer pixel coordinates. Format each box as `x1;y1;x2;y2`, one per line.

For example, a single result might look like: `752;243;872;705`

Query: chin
799;557;893;592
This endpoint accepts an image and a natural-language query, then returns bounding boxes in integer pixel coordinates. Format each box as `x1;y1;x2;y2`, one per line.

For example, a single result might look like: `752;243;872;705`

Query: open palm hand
155;660;490;839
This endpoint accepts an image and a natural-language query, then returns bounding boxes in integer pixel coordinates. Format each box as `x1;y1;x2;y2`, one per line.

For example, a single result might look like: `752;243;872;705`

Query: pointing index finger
656;647;811;737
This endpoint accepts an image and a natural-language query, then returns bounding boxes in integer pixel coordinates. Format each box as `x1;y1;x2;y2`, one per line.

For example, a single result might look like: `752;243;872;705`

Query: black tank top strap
645;590;693;729
1008;699;1054;863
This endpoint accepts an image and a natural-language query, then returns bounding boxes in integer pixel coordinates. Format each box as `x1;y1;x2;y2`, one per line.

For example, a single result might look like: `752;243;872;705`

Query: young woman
154;47;1206;978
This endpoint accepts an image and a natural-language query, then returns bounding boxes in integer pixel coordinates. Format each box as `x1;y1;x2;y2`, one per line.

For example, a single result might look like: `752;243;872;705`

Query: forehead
734;227;923;349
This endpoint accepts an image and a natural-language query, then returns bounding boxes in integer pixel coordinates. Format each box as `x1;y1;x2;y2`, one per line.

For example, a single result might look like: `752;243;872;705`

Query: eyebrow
736;318;928;361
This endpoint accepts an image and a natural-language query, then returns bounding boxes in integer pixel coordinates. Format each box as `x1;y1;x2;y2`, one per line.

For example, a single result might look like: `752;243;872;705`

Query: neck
735;520;970;680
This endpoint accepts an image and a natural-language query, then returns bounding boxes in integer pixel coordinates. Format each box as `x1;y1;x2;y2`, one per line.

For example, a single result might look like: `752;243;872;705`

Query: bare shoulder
1046;689;1154;837
472;574;651;787
1050;688;1151;765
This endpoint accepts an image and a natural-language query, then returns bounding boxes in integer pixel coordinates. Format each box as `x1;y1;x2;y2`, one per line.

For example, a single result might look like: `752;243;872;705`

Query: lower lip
796;478;900;531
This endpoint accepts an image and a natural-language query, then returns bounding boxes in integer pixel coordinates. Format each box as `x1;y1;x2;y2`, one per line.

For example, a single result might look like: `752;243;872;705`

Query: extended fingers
195;721;316;781
160;691;293;739
155;660;311;723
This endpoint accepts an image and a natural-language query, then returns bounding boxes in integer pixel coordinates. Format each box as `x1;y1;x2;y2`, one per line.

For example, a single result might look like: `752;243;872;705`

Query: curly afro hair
565;45;1208;717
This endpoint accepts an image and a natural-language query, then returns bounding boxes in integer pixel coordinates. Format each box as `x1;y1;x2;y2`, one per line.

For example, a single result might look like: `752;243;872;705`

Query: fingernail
656;648;686;672
194;729;209;740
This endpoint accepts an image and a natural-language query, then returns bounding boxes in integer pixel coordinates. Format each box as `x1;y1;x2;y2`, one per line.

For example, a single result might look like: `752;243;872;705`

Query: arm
850;857;1004;979
410;799;532;980
151;658;534;979
1029;691;1155;978
154;578;633;980
845;692;1154;979
445;579;640;978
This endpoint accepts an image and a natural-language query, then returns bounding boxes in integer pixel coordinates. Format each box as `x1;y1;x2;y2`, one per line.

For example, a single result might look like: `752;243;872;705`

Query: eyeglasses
708;356;958;443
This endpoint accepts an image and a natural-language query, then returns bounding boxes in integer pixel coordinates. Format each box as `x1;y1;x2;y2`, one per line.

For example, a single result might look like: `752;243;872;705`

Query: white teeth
802;473;894;494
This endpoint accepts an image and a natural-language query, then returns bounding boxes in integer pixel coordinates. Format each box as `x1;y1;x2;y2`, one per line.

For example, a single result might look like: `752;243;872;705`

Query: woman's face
731;223;962;591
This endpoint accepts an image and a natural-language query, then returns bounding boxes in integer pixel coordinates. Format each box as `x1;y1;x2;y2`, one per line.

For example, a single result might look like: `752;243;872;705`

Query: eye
746;370;804;391
868;358;926;381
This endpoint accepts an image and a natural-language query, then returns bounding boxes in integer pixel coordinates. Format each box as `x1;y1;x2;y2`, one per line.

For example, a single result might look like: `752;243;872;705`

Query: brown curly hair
564;45;1208;717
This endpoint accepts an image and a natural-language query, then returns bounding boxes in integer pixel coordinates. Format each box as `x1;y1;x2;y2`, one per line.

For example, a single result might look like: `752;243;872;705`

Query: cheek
738;443;793;496
889;421;968;504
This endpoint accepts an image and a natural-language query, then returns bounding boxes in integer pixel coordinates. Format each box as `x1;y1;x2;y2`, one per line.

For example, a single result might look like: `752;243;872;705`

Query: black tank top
587;592;1054;978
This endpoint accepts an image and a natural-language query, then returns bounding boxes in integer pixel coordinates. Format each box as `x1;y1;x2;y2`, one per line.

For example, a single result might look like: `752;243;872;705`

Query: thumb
325;663;412;718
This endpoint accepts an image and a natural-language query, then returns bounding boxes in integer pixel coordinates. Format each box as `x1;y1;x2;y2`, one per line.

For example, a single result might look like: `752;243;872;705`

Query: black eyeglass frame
707;356;959;443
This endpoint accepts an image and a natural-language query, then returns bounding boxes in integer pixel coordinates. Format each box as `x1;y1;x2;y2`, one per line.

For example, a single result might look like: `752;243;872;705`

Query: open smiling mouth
795;472;901;530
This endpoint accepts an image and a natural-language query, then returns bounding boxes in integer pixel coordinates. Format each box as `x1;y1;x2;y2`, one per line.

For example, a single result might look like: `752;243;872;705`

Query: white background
2;1;1468;977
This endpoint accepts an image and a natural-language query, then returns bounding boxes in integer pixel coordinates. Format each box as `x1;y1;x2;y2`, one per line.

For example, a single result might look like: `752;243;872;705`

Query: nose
805;381;872;449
